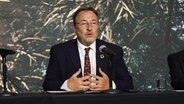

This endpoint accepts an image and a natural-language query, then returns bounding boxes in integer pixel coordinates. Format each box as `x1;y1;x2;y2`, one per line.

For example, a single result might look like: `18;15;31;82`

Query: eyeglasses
75;20;98;27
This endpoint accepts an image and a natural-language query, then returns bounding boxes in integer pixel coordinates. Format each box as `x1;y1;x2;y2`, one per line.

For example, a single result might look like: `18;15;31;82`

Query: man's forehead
76;11;97;17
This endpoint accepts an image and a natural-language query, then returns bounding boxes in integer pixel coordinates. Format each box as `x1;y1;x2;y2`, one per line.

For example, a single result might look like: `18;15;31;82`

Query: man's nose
87;23;92;31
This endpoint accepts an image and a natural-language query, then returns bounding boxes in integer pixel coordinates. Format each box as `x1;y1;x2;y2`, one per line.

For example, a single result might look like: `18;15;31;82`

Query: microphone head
99;45;116;56
99;45;106;53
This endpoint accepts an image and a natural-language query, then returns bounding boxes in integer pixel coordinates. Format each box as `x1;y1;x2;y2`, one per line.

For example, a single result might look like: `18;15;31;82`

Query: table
0;91;184;104
0;93;51;104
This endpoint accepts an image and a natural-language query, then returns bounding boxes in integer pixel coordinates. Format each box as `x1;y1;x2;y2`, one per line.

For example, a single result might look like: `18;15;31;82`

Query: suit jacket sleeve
168;52;184;90
111;45;134;90
42;45;66;91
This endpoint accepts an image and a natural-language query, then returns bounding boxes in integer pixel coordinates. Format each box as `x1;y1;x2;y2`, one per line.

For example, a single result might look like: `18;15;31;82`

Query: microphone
99;45;115;56
0;48;16;57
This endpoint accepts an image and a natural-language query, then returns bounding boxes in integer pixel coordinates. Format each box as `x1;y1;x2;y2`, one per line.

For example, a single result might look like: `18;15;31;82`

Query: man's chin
84;39;96;46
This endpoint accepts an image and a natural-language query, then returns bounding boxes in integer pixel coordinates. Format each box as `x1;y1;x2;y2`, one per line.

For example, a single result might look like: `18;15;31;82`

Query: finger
99;68;108;77
89;78;98;84
89;80;102;87
72;68;81;77
89;74;96;77
82;80;91;85
90;88;102;91
89;74;101;80
80;85;90;91
81;75;91;81
89;82;97;89
89;84;102;91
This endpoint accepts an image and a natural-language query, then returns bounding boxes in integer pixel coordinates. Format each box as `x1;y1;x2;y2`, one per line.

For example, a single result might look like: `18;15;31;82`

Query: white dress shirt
61;40;115;91
61;40;96;91
78;40;96;76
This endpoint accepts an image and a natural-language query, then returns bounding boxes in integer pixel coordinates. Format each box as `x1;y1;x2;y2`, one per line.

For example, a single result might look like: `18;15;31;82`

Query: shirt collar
77;40;96;52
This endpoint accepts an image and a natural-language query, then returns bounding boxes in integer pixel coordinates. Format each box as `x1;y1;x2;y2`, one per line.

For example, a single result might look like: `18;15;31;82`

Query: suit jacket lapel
68;39;82;77
96;39;109;76
68;39;109;77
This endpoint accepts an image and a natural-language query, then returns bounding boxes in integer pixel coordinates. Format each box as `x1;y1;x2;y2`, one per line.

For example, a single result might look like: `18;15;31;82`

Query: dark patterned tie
84;48;91;76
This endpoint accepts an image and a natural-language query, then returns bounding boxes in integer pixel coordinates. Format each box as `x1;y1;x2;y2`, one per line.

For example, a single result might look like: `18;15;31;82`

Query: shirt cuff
60;80;73;91
112;81;116;89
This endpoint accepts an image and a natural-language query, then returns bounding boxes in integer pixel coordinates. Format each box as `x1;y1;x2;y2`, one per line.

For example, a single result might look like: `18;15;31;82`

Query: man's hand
67;69;91;91
89;68;109;91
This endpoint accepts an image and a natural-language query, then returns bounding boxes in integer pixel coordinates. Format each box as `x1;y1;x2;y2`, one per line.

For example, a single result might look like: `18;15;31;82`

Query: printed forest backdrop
0;0;183;93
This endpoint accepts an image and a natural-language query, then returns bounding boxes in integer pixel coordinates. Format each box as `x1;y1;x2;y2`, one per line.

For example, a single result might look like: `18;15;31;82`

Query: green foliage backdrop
0;0;183;93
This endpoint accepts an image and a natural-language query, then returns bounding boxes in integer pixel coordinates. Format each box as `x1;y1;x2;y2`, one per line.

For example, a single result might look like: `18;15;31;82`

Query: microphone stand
103;55;121;94
0;49;17;96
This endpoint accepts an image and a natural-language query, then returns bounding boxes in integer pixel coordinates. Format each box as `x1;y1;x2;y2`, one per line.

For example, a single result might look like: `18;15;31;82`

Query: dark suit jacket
167;50;184;90
42;39;134;91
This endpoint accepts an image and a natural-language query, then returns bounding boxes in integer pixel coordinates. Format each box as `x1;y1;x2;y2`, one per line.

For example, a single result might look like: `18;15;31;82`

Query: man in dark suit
167;50;184;90
42;7;133;91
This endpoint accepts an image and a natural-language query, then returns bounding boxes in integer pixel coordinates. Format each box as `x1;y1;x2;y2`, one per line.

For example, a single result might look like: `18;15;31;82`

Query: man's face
74;11;99;46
